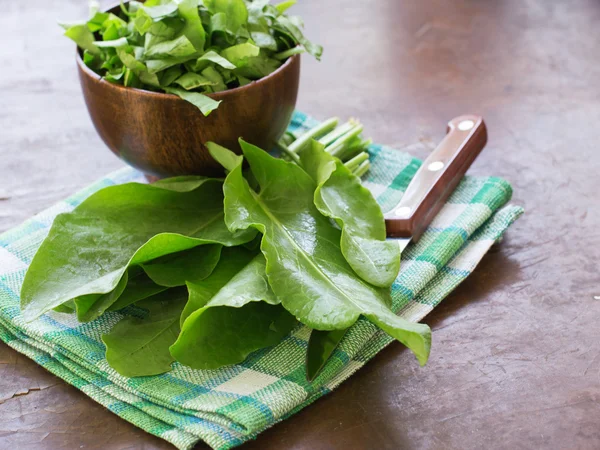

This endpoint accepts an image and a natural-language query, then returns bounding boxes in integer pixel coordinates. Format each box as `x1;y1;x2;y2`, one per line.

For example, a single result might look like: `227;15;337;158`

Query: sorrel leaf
102;288;187;377
20;178;255;321
300;140;401;287
170;251;297;369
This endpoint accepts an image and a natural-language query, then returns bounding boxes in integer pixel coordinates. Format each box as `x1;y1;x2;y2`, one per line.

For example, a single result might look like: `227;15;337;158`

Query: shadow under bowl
77;48;300;178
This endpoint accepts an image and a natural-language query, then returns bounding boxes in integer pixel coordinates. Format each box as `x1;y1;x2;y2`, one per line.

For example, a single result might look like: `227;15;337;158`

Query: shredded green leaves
63;0;321;115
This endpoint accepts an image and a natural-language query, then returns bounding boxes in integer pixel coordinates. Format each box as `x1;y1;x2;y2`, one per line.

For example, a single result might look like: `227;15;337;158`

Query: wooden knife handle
384;115;487;240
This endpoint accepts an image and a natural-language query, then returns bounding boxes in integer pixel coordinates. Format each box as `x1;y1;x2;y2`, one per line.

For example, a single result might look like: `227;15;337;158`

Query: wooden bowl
77;47;300;177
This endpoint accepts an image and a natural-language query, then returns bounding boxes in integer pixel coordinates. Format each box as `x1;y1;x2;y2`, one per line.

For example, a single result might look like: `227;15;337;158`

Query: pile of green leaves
20;122;431;378
63;0;321;115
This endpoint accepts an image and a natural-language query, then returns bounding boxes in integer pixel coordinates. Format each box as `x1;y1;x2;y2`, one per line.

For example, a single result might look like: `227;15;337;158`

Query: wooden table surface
2;0;599;449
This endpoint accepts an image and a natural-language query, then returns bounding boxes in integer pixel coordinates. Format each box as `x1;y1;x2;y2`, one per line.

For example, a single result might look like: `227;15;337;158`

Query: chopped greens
63;0;322;115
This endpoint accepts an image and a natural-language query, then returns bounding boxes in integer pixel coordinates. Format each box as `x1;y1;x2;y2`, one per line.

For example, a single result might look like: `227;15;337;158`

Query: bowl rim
76;43;299;101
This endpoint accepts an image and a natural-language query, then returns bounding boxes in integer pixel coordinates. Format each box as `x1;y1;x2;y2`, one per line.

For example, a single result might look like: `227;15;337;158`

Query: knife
305;114;488;381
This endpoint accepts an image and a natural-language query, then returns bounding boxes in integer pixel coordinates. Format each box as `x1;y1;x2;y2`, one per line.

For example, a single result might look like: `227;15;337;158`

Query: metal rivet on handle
395;206;412;218
427;161;444;171
458;120;475;131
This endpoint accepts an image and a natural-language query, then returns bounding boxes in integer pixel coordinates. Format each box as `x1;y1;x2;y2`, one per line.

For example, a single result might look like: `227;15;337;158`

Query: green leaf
140;2;179;20
273;46;304;60
220;42;260;67
204;0;248;34
170;252;297;369
103;12;128;30
20;178;255;321
173;72;216;90
94;37;129;48
152;175;218;192
206;141;241;172
105;71;125;84
87;11;109;32
209;12;229;39
179;246;255;324
127;0;144;13
237;75;251;86
133;9;154;34
64;24;100;55
275;15;322;60
148;17;183;38
73;270;129;322
164;87;221;115
102;289;187;377
139;70;161;87
216;140;431;365
123;67;140;87
195;50;236;70
275;0;297;15
177;0;206;51
247;2;278;51
233;52;281;79
200;66;227;91
53;301;75;314
159;65;183;86
219;67;235;85
146;55;195;74
82;50;102;70
115;48;161;87
144;34;197;59
300;141;401;288
108;268;168;311
250;31;278;51
144;30;169;50
246;0;270;18
142;244;222;286
101;23;120;41
116;47;147;72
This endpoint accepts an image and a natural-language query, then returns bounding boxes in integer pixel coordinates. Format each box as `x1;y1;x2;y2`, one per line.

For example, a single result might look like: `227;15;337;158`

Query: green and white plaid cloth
0;111;523;449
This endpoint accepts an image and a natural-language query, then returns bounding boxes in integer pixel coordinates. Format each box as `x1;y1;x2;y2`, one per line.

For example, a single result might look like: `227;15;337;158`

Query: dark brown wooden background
1;1;599;449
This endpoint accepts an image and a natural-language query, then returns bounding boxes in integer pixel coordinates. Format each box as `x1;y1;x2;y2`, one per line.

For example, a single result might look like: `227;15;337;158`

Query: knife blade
305;115;488;381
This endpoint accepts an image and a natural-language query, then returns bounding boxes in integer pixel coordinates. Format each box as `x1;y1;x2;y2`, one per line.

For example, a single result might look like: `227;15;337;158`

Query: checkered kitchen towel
0;111;523;449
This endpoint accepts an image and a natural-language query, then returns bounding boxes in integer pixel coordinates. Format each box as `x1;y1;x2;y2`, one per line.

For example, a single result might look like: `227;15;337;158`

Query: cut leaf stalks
327;124;364;159
354;160;371;178
287;117;339;153
344;152;369;171
318;119;357;146
275;141;301;164
280;118;372;177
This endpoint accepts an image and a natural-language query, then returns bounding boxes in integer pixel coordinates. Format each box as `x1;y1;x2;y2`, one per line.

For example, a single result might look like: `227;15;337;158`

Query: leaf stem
288;117;339;154
280;131;295;146
353;160;371;178
318;119;357;146
275;141;301;163
119;0;134;17
344;152;369;171
326;124;364;158
274;47;306;60
342;138;372;161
